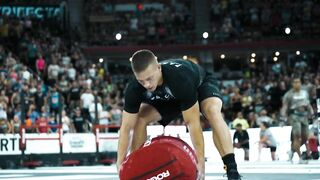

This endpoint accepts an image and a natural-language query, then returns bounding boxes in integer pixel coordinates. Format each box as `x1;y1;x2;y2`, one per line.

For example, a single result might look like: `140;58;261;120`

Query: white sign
0;134;21;155
25;133;60;154
145;125;296;162
99;133;119;152
63;133;96;153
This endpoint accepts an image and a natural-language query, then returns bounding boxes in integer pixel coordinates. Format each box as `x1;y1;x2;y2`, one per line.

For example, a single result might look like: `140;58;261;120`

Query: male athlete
281;77;314;163
117;49;241;179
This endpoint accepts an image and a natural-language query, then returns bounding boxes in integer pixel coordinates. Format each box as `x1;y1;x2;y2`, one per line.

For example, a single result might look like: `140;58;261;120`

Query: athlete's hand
196;161;205;180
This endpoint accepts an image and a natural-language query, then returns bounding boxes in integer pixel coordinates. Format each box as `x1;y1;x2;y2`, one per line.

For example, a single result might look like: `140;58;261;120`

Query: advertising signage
0;5;62;19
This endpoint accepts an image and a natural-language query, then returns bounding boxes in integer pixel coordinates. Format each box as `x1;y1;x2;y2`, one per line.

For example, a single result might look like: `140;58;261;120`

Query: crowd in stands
210;0;320;42
0;0;319;135
84;0;194;45
0;15;126;134
84;0;320;45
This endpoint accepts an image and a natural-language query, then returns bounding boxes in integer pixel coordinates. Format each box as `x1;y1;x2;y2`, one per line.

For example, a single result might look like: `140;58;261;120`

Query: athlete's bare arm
280;99;288;117
117;111;138;171
182;101;205;178
308;104;314;116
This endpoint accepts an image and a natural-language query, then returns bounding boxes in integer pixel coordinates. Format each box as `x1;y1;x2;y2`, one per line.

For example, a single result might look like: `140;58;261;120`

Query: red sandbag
120;136;198;180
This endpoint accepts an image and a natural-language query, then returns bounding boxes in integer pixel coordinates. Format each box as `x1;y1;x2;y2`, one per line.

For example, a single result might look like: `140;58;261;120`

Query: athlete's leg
301;121;310;159
244;148;249;161
291;118;302;158
258;143;266;161
131;103;161;152
301;119;309;145
271;147;277;161
200;97;233;157
198;74;240;179
201;97;240;179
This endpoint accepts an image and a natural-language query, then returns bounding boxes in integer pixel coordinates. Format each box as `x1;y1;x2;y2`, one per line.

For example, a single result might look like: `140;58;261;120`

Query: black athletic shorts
267;146;277;152
147;73;221;126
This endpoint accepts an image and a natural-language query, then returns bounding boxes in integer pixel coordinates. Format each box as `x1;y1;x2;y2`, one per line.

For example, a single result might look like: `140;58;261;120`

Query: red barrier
20;124;62;150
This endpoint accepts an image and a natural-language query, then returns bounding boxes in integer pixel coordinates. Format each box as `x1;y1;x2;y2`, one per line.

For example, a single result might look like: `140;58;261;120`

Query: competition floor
0;160;319;180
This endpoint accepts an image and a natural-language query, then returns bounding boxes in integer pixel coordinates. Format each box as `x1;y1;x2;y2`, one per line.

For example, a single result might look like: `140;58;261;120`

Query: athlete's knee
135;115;151;127
202;102;222;120
292;133;302;141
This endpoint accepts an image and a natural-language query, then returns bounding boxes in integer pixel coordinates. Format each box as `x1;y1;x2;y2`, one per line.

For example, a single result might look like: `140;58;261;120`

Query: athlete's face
292;78;301;91
135;63;162;92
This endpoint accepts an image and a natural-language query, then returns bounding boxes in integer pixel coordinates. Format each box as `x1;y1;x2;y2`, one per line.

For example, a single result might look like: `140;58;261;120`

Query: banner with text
0;134;21;155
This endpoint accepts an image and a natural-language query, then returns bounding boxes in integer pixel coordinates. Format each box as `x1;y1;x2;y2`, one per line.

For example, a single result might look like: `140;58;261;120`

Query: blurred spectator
72;107;85;133
0;90;9;106
27;104;40;124
256;109;273;126
35;54;46;77
0;103;11;133
230;88;242;114
268;81;286;113
247;112;258;128
253;88;265;113
89;97;103;123
47;59;60;86
25;116;33;133
99;110;111;132
58;75;69;104
34;85;47;113
232;112;249;130
61;110;74;133
11;115;21;134
307;121;319;160
48;86;61;120
48;115;58;133
80;88;94;122
36;114;50;133
258;122;277;161
233;123;250;161
68;81;81;110
241;90;253;116
67;64;77;81
110;103;122;125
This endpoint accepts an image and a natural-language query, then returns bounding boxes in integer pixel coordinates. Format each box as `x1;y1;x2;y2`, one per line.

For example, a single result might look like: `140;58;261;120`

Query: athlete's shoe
224;163;242;180
298;158;308;164
287;150;293;163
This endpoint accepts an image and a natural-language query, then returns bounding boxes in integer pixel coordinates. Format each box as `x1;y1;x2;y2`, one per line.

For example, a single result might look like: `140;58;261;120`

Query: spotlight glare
220;54;225;59
275;51;280;56
183;55;188;60
285;27;291;34
273;57;278;61
115;33;122;40
99;58;104;63
251;53;256;58
250;58;255;63
202;32;209;39
296;50;300;55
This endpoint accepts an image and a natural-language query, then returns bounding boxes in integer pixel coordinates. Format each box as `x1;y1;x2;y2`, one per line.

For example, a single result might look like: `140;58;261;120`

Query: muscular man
281;77;314;164
117;50;241;180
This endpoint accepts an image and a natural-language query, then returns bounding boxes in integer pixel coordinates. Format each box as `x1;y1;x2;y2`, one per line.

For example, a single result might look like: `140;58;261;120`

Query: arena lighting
183;55;188;60
202;32;209;39
251;53;256;58
115;33;122;40
273;57;278;61
296;50;301;55
250;58;255;63
220;54;225;59
99;58;104;63
285;27;291;34
275;51;280;56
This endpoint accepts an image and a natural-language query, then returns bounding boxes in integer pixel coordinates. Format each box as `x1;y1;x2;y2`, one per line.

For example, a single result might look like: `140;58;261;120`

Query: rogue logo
147;170;170;180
